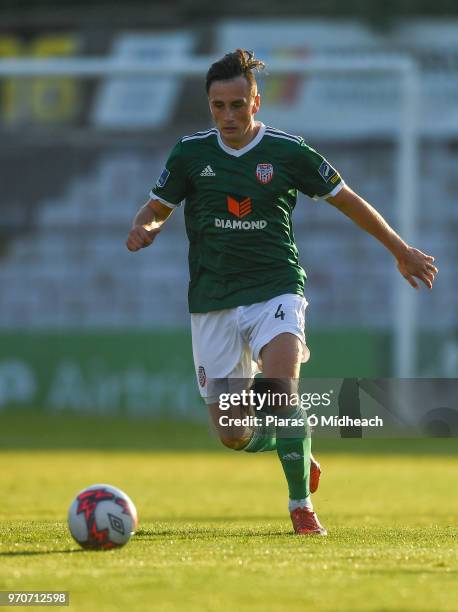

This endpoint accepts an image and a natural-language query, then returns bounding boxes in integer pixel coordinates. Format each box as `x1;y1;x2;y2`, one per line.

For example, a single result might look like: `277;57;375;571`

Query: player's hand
126;224;161;252
396;247;438;289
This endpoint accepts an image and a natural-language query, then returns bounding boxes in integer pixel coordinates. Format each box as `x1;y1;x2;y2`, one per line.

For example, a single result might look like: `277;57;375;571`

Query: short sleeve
150;140;188;208
293;142;344;201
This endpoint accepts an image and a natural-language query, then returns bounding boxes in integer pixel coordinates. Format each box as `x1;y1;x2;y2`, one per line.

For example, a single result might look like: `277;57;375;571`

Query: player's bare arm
126;198;173;252
326;185;438;290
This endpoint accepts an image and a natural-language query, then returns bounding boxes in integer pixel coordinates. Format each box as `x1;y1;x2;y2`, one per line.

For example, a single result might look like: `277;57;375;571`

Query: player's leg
191;299;324;534
260;334;311;502
261;333;326;535
248;376;322;492
243;296;322;489
245;294;326;534
191;308;267;450
207;377;277;452
207;399;253;450
192;300;305;455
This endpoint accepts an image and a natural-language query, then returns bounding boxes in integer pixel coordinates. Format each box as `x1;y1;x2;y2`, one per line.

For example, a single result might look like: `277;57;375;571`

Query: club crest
198;366;206;387
256;163;274;184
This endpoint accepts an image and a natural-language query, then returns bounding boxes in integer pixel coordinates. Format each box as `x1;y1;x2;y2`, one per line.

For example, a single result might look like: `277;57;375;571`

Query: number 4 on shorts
274;303;285;320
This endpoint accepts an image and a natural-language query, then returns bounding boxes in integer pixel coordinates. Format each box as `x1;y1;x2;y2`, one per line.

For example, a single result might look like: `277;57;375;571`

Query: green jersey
150;123;343;313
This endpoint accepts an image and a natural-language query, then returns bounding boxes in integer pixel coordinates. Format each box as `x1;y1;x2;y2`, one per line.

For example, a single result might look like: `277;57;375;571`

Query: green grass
0;414;457;611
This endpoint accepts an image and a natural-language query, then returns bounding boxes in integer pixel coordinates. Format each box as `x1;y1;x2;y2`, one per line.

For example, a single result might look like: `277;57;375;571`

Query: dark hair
206;49;265;95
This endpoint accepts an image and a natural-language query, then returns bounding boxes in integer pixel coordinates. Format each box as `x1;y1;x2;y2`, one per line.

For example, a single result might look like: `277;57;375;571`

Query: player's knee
218;434;250;451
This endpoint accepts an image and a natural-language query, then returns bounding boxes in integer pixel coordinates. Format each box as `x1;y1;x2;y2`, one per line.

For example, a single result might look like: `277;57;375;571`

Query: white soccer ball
68;483;138;550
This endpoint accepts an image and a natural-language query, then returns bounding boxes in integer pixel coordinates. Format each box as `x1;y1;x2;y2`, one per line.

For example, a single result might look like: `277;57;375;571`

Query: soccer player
126;49;437;536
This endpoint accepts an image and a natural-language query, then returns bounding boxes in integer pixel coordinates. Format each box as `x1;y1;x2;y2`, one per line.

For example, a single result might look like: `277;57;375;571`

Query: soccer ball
68;484;138;550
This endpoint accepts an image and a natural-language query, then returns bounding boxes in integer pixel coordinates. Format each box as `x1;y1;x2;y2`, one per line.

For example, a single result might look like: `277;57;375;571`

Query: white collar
216;122;266;157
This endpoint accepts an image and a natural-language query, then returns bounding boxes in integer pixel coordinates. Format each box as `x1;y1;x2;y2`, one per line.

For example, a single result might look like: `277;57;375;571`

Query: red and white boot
290;507;327;536
310;455;322;494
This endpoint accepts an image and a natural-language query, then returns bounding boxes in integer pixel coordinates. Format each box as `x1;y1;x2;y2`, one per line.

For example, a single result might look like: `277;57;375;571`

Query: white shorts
191;293;309;404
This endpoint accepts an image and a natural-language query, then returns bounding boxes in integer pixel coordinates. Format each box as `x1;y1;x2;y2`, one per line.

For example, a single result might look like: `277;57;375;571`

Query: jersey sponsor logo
156;167;170;188
318;160;337;183
215;218;268;230
215;195;267;230
227;196;252;218
256;163;274;184
200;165;216;177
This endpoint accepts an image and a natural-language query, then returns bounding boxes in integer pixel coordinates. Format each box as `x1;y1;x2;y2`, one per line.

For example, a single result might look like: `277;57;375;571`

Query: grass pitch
0;415;457;611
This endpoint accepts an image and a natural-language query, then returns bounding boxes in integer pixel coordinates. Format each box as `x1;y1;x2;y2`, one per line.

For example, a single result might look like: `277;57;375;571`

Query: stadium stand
0;21;455;339
0;142;454;330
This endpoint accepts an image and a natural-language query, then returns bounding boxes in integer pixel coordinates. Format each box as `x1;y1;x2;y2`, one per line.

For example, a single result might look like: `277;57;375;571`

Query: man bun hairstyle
206;49;265;95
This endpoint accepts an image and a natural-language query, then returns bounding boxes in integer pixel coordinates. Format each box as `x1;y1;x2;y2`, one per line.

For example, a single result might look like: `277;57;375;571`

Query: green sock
244;414;276;453
275;409;311;500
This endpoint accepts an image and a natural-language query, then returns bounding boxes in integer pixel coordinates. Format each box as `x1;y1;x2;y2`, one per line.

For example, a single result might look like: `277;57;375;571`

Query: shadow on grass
135;524;458;543
135;526;290;538
0;548;84;557
358;568;458;575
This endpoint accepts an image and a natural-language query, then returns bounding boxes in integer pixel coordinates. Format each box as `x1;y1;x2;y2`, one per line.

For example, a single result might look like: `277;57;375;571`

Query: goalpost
0;55;420;377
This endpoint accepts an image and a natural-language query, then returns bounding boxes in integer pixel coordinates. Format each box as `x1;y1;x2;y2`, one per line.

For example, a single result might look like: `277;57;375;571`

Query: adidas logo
200;165;216;177
282;452;303;461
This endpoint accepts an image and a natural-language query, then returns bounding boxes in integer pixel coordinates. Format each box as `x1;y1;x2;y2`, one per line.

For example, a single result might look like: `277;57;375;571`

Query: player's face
208;76;260;149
